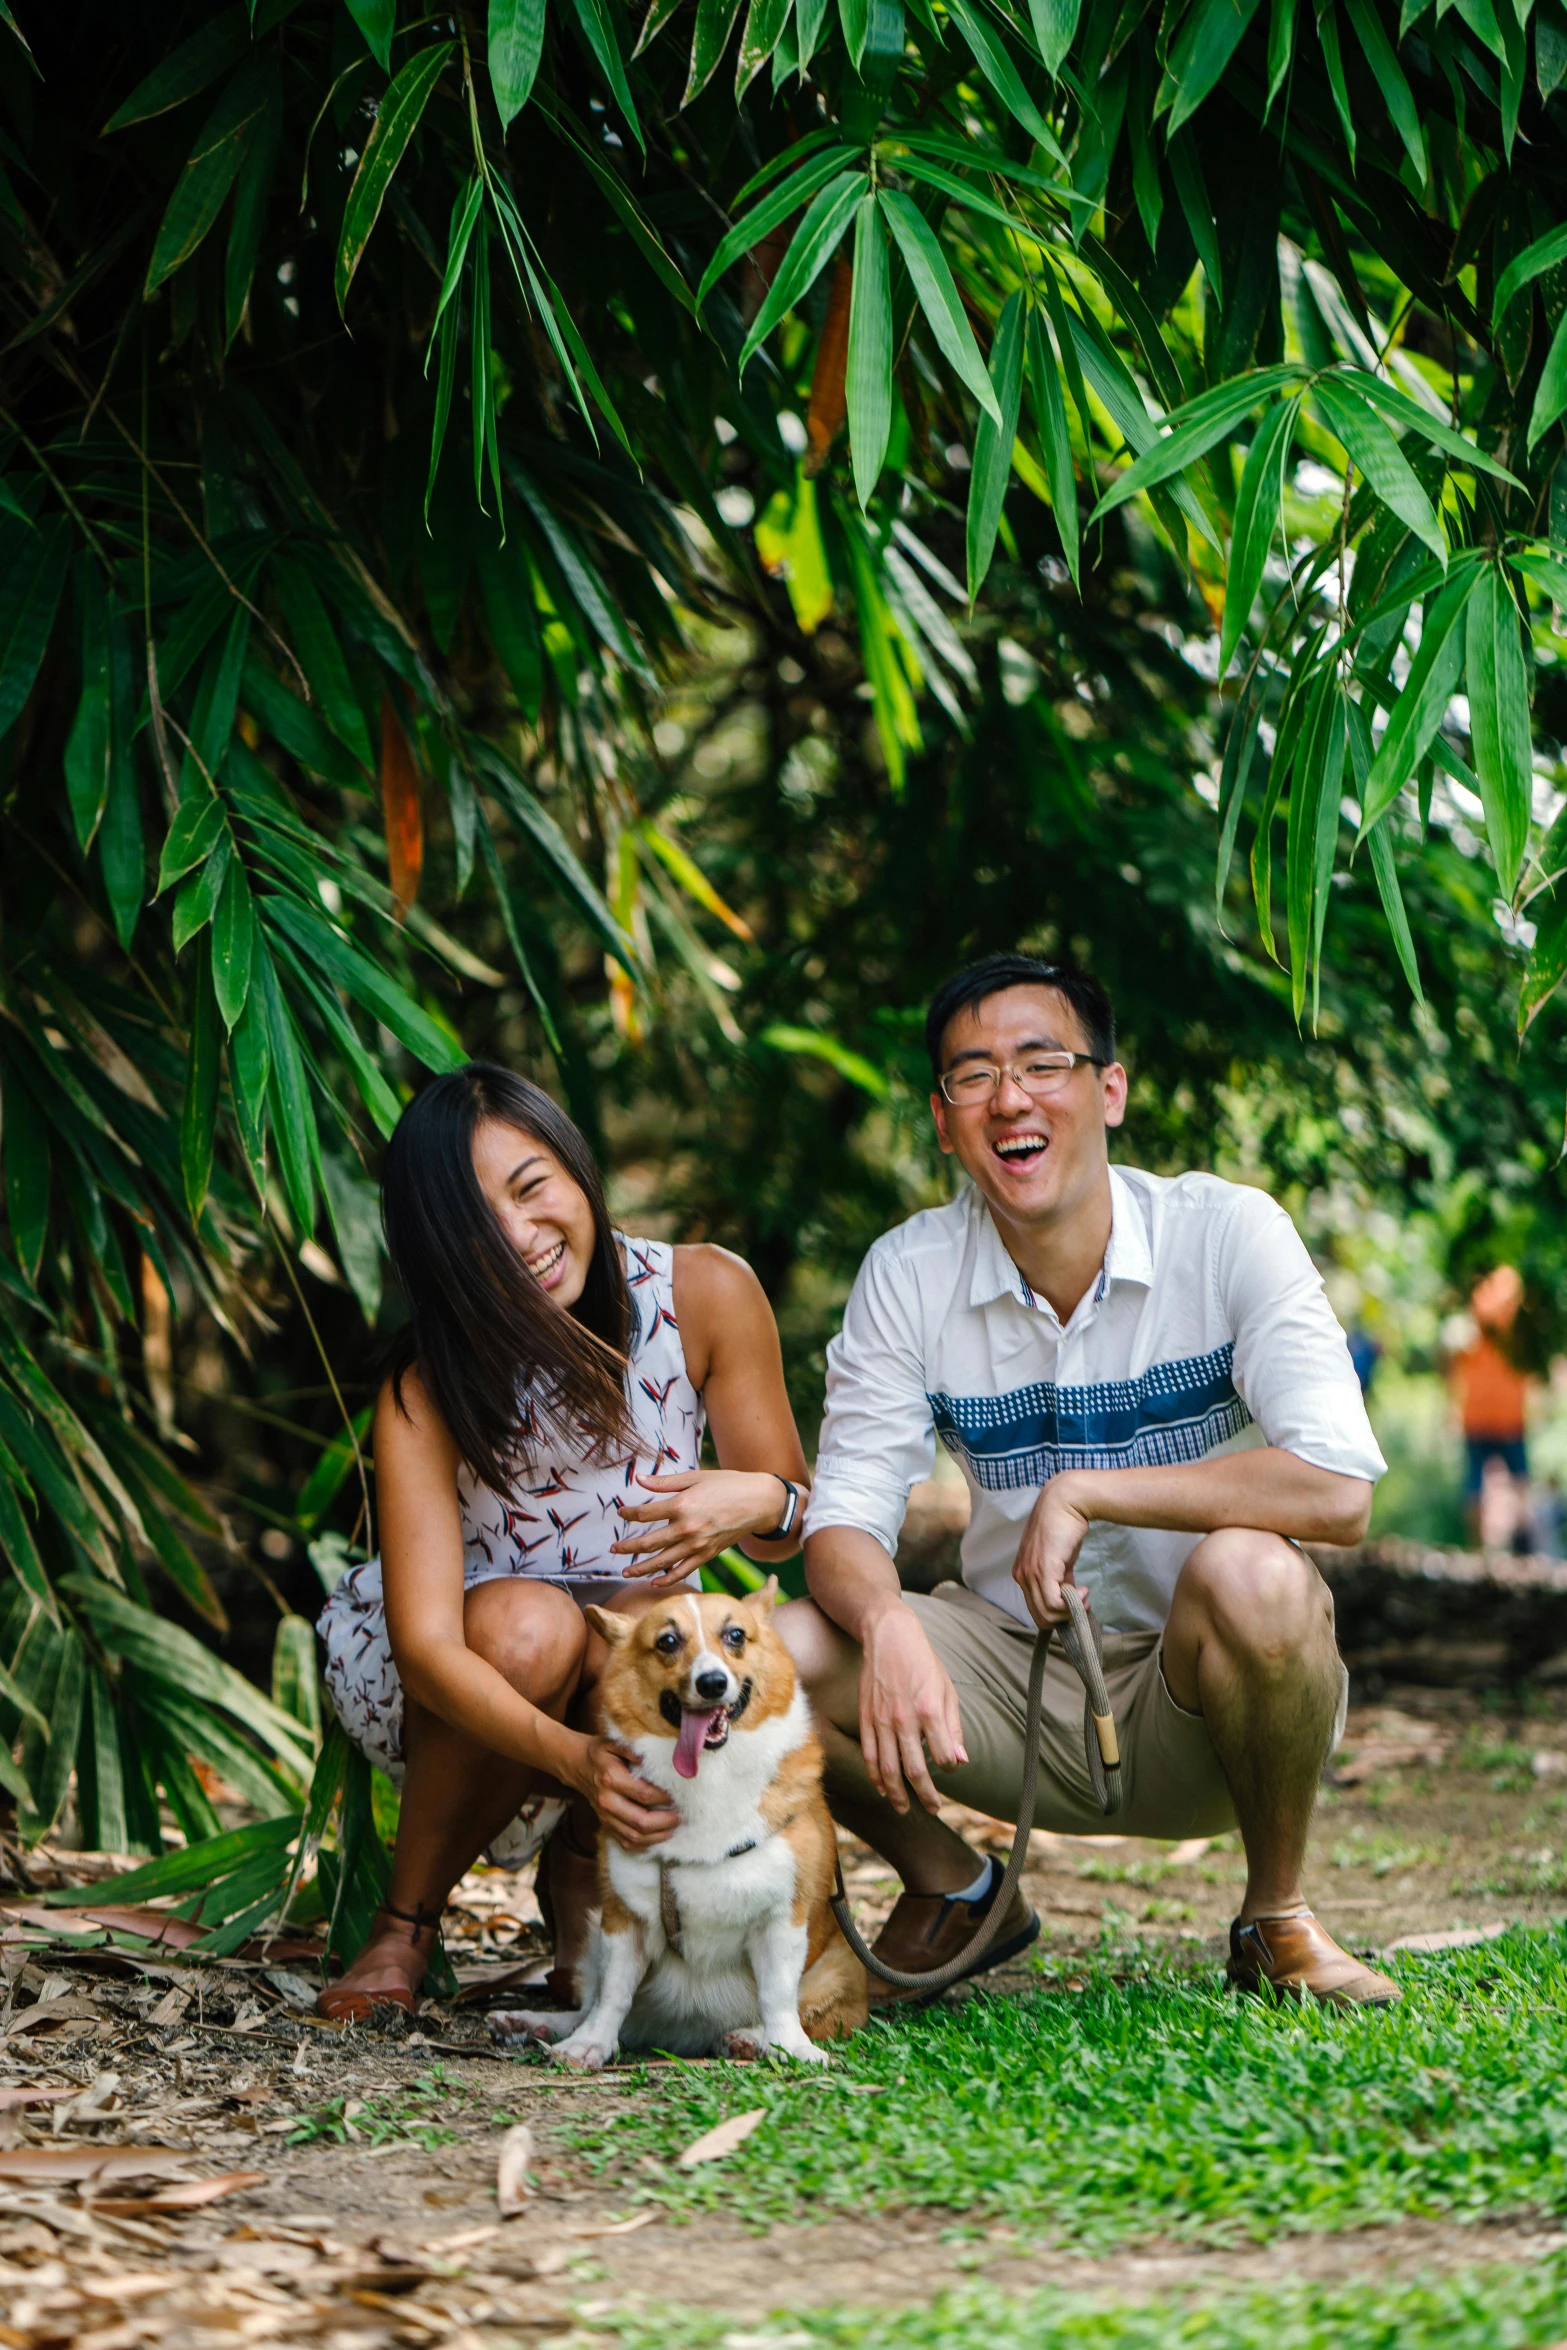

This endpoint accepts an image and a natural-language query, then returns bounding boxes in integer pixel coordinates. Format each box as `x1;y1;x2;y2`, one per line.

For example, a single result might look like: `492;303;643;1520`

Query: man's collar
966;1164;1152;1310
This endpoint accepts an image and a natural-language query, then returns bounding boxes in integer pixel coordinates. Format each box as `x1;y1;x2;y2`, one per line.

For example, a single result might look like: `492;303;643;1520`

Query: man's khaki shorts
903;1582;1349;1840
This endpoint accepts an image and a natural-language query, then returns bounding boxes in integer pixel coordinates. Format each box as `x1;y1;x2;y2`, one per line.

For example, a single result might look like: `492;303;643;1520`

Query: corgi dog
490;1581;866;2068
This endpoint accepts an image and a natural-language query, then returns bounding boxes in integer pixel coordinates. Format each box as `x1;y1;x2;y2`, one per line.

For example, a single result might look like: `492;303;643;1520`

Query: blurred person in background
1449;1267;1532;1550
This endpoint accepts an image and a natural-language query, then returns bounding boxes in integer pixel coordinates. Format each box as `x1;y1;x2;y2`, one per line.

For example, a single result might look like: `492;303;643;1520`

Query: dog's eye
655;1629;681;1656
722;1626;746;1652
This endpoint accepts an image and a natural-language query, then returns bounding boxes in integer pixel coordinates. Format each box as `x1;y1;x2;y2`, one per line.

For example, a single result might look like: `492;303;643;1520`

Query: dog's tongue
673;1707;722;1780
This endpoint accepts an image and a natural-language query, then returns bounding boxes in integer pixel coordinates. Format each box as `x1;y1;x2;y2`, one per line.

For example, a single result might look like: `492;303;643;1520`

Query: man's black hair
925;954;1116;1076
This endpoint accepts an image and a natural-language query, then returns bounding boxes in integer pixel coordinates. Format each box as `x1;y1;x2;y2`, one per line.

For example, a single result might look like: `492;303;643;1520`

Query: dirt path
3;1683;1567;2339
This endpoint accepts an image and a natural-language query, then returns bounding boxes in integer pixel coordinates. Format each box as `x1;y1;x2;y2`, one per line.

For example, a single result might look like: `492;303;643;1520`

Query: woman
317;1064;810;2018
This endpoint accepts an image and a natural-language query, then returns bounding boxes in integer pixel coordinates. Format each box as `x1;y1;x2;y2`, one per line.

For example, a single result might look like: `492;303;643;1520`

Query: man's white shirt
802;1166;1387;1634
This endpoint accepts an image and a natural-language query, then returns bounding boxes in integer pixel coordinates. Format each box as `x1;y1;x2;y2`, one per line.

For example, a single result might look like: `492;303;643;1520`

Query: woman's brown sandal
315;1897;442;2022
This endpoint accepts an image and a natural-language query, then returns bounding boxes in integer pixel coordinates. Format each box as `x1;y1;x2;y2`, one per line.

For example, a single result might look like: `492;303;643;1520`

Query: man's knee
775;1596;859;1725
1174;1529;1333;1671
464;1580;586;1701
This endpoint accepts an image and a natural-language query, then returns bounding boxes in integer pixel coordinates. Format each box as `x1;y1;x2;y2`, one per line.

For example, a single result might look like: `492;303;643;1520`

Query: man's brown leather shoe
1227;1911;1401;2008
867;1861;1040;2008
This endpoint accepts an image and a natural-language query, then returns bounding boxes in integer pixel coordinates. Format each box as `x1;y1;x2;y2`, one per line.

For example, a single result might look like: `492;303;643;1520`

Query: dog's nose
693;1669;729;1703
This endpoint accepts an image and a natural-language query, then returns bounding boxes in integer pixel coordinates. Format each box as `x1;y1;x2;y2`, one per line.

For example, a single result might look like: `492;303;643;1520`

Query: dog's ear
757;1574;781;1609
584;1604;633;1646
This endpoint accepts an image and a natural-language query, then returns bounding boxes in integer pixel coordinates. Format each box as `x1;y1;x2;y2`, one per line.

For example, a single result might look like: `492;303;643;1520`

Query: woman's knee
464;1580;586;1702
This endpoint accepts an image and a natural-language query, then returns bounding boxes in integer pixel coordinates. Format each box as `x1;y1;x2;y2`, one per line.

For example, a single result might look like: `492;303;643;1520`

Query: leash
830;1583;1122;1994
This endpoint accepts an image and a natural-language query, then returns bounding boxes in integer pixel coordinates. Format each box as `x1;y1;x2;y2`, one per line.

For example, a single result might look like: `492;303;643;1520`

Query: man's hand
1013;1475;1092;1627
859;1603;968;1814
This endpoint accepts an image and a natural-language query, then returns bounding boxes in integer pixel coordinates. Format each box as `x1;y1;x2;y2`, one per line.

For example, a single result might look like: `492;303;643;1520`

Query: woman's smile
527;1235;567;1288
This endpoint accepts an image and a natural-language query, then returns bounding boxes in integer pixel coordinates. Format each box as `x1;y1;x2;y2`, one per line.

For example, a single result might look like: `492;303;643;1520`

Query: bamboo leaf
1026;306;1080;592
1359;562;1482;832
686;0;746;96
263;895;465;1071
1163;0;1265;133
697;145;857;307
1529;307;1567;450
157;790;226;893
104;6;249;132
172;834;232;951
146;61;274;295
967;290;1026;601
1495;221;1567;324
847;194;892;511
181;940;222;1225
1032;0;1082;73
739;171;868;375
942;0;1056;148
1345;370;1521;483
1091;369;1302;523
1314;377;1446;562
344;0;396;69
563;0;644;150
0;514;68;742
1340;0;1426;178
737;0;793;88
1466;561;1534;899
212;852;255;1031
880;190;1002;423
256;940;319;1234
224;64;282;348
334;43;454;313
65;566;113;851
490;0;547;125
270;558;374;768
1220;395;1296;675
1347;702;1424;1003
2;1071;50;1282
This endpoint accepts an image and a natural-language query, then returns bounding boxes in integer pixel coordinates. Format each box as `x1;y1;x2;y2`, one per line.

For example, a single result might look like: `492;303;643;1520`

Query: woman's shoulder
373;1364;461;1471
669;1244;770;1360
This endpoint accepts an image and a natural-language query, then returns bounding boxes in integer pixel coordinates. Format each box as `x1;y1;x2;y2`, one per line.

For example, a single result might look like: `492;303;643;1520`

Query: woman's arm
377;1371;675;1845
609;1244;810;1585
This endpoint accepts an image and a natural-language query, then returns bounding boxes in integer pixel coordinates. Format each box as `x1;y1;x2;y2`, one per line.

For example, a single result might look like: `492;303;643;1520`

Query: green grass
288;2064;474;2150
536;1928;1567;2246
581;2258;1567;2350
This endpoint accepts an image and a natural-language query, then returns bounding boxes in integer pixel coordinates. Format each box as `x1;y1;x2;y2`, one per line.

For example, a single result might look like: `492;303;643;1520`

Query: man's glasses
938;1052;1106;1107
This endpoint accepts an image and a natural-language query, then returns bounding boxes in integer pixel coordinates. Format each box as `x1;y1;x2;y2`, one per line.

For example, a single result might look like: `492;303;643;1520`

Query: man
788;952;1396;2008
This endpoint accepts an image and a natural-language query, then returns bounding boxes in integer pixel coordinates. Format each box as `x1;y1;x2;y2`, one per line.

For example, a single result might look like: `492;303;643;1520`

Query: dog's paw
770;2031;830;2065
487;2009;568;2046
718;2029;765;2061
552;2030;615;2071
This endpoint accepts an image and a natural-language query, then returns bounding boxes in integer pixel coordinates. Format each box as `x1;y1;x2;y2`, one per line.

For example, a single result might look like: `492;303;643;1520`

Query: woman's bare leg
319;1581;586;2014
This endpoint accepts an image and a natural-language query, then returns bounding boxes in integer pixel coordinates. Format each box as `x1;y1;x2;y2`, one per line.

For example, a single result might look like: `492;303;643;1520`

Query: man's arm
1012;1447;1371;1625
804;1524;967;1813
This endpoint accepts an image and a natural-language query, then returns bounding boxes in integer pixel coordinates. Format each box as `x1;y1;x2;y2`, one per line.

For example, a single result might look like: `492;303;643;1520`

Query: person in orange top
1450;1266;1531;1544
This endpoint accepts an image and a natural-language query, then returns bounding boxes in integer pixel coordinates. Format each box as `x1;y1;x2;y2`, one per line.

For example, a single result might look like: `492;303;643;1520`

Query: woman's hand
609;1469;789;1585
560;1730;680;1850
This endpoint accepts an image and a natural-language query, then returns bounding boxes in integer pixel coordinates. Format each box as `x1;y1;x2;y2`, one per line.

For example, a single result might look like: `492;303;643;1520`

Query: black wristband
757;1475;801;1543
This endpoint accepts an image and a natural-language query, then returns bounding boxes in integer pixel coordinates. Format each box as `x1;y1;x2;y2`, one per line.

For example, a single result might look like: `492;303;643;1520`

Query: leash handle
831;1583;1121;1994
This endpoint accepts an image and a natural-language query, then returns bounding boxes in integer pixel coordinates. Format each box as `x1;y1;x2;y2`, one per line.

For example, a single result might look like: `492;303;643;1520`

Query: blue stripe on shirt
929;1340;1254;1491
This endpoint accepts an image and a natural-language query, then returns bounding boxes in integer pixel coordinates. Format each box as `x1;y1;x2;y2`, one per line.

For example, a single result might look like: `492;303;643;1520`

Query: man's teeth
995;1137;1046;1159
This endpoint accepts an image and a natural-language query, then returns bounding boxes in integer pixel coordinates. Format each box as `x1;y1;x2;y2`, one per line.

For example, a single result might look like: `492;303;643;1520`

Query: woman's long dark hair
382;1065;633;1491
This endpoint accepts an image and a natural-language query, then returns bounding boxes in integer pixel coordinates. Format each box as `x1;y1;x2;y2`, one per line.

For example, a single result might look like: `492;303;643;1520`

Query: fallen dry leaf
78;2273;181;2302
0;1991;103;2039
1384;1922;1510;1954
0;2145;189;2182
565;2211;656;2239
89;2171;267;2215
495;2123;534;2215
676;2108;765;2169
0;2085;75;2111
